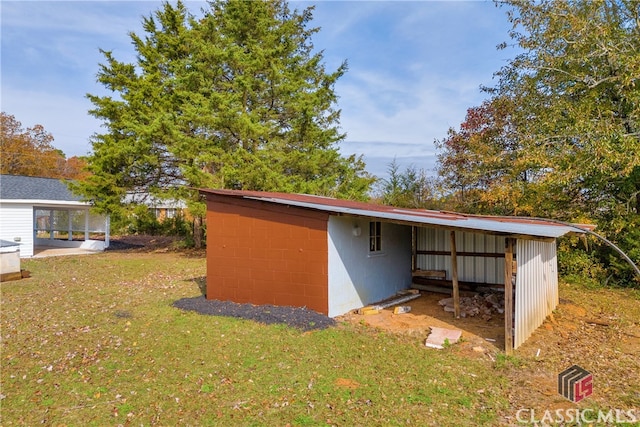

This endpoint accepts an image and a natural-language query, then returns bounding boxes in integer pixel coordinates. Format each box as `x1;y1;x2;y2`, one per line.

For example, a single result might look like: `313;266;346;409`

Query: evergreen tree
73;0;373;246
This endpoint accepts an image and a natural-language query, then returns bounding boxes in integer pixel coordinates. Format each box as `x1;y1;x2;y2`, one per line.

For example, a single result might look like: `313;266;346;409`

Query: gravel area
173;296;336;331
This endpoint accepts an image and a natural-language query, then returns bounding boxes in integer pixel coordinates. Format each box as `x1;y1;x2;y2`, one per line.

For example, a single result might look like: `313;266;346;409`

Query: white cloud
1;0;517;180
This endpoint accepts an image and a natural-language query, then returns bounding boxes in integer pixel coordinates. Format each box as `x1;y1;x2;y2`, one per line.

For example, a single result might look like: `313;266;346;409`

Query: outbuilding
0;175;110;257
200;189;587;351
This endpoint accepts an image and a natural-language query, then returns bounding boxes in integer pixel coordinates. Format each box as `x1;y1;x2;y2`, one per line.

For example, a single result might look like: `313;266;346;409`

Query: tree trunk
193;216;203;249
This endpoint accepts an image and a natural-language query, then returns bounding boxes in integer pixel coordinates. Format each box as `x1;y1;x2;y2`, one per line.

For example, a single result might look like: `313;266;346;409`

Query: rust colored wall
204;195;330;314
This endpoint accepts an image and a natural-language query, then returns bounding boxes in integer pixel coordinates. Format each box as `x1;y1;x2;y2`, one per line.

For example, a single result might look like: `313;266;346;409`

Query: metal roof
200;189;588;239
0;174;83;202
0;239;20;248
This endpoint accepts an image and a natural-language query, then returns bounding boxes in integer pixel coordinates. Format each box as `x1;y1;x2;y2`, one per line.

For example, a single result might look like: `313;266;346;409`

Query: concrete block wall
205;196;330;314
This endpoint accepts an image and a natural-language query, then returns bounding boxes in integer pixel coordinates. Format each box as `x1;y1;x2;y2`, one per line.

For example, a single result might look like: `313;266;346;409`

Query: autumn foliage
0;112;87;180
435;1;640;285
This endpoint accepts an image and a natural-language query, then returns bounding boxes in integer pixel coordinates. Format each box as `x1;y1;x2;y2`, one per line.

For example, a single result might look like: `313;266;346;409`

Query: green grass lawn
1;251;509;426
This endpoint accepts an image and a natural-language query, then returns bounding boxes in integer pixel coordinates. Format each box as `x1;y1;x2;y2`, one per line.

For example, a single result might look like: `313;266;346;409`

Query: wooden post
411;227;417;272
504;238;514;354
450;230;460;318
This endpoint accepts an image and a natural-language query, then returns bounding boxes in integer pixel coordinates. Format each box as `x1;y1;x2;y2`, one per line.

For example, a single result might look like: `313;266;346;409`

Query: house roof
0;174;84;203
200;188;590;239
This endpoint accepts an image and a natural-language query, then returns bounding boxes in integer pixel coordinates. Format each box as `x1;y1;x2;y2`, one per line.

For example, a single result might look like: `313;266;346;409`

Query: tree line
5;0;638;285
382;0;640;286
0;112;87;180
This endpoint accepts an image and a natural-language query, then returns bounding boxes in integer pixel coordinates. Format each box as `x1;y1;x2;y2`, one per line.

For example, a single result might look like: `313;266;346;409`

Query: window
369;221;382;252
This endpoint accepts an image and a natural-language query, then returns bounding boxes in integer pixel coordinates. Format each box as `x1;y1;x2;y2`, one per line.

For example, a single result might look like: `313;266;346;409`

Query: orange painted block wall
205;196;330;315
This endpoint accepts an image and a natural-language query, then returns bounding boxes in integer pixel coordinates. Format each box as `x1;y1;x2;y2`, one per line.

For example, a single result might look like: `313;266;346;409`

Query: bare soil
338;292;506;351
107;234;187;251
340;288;640;418
109;235;640;416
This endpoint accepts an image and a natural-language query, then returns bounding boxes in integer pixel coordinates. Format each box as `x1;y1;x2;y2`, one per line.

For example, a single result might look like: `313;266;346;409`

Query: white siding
327;216;412;317
0;203;35;257
416;228;505;284
514;239;559;349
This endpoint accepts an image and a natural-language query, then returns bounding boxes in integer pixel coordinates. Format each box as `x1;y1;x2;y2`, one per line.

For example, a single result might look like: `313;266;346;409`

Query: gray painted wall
327;216;412;317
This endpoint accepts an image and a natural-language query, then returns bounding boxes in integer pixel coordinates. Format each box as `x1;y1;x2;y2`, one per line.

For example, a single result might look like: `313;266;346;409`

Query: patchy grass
2;251;507;426
2;249;638;425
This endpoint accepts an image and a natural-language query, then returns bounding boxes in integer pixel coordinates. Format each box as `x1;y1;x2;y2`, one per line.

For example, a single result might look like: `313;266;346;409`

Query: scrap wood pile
438;293;505;320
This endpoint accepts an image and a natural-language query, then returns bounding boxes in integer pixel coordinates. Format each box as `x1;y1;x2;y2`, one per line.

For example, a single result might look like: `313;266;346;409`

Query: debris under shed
438;293;505;320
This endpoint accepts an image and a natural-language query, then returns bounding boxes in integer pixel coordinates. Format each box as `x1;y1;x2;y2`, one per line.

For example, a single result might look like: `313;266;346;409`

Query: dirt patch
334;378;360;390
338;291;505;353
340;287;640;418
107;235;188;252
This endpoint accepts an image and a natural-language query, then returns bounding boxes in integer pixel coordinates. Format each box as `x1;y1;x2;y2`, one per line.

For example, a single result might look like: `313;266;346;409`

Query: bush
110;205;194;242
557;236;607;287
558;221;640;288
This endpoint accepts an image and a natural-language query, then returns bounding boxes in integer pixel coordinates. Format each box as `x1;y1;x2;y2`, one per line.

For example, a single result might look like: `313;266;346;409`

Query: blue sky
1;1;517;179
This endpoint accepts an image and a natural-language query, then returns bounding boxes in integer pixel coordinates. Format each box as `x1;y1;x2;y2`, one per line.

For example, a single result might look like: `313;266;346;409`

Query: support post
68;211;73;241
105;215;110;248
450;230;460;318
85;210;89;241
411;227;417;272
49;210;54;240
504;238;514;354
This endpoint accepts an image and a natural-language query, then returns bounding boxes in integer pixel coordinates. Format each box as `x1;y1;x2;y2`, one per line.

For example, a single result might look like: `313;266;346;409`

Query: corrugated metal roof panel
200;189;587;239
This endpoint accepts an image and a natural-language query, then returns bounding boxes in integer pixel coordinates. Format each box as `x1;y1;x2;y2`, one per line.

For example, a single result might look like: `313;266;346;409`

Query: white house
0;175;110;257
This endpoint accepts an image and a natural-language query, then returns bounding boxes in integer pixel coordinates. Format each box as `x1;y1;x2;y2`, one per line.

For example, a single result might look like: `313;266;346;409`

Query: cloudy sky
1;0;518;179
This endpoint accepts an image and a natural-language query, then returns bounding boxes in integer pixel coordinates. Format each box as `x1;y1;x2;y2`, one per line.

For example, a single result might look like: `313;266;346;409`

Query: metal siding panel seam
514;240;559;349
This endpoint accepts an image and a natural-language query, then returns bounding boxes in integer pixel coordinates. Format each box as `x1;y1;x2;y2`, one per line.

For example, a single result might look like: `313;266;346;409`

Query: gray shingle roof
0;174;83;202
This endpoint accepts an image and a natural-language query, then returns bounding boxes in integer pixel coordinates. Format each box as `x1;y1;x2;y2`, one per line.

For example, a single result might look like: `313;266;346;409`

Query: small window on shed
369;221;382;252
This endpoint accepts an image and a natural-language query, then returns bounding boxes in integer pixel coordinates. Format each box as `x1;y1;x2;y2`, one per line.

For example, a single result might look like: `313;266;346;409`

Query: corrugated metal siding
514;240;559;349
416;228;506;284
0;203;34;257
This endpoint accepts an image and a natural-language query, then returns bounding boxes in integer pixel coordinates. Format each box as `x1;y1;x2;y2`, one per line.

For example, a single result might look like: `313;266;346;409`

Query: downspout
566;224;640;280
525;218;640;280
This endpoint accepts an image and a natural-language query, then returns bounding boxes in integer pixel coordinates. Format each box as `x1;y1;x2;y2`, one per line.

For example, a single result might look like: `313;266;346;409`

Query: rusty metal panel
514;239;559;349
415;228;506;284
201;189;585;238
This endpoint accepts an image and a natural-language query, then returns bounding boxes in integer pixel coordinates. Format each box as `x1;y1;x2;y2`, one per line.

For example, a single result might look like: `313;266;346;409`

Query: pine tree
74;0;373;246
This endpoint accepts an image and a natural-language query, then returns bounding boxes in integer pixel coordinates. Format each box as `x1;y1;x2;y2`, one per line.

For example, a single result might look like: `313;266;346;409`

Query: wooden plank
411;277;507;291
0;271;23;282
450;230;460;318
412;269;446;279
504;238;514;355
416;250;507;258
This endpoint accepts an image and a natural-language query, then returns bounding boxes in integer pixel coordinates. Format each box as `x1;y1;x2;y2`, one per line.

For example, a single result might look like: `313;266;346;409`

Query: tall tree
436;0;640;283
0;112;86;179
73;0;373;246
378;159;441;209
489;0;640;221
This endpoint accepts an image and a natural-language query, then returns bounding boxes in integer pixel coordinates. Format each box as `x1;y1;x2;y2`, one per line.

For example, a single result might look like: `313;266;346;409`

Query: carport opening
407;226;518;352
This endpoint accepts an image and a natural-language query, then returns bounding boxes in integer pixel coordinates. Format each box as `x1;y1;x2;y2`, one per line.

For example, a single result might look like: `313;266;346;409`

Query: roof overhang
200;189;589;240
251;197;581;239
1;199;92;208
